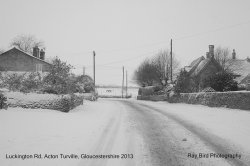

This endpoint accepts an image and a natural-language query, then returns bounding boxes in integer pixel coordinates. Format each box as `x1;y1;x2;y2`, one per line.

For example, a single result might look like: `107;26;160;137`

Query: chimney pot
40;49;45;60
232;49;236;59
209;45;214;58
33;46;40;58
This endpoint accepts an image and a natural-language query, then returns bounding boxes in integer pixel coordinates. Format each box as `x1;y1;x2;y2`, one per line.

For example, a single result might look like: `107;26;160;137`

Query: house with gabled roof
183;45;222;89
226;50;250;86
0;46;52;73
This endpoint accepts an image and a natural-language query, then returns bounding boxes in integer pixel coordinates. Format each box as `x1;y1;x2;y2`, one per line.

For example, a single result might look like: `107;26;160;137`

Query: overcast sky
0;0;250;86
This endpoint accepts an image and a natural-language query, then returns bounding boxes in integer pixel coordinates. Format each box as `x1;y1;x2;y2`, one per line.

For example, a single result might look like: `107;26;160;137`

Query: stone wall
178;92;250;110
137;95;168;101
137;91;250;110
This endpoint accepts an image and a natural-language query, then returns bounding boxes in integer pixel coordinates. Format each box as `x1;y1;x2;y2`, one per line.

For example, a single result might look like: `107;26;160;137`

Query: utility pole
166;64;169;81
93;51;96;89
170;39;173;82
122;66;124;98
126;70;128;98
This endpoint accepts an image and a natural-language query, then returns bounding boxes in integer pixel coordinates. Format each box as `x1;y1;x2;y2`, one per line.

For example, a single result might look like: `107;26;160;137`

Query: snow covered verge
4;92;84;112
138;91;250;110
0;104;88;166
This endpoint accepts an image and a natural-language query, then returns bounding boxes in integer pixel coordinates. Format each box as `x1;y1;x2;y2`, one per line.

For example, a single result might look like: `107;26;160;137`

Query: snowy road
1;98;250;166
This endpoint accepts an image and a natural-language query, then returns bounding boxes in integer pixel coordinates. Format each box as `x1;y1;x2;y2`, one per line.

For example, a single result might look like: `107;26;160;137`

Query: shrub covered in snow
1;72;43;93
42;57;74;94
0;58;94;95
20;72;42;92
2;73;25;91
7;92;84;112
75;75;94;93
42;57;94;94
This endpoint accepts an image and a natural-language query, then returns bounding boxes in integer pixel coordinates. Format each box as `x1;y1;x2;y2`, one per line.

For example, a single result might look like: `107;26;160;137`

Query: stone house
184;45;222;90
226;50;250;87
0;46;52;73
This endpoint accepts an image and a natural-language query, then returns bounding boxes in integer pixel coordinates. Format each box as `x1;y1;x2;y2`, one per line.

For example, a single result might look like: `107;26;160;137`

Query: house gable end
0;47;52;72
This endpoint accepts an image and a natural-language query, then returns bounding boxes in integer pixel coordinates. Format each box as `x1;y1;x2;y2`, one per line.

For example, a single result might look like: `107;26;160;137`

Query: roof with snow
184;56;205;73
226;58;250;83
191;58;211;77
184;56;221;77
241;74;250;84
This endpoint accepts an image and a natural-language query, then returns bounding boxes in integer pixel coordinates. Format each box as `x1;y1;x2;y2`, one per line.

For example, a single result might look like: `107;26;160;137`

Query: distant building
184;46;250;89
184;45;222;89
226;50;250;85
0;46;52;73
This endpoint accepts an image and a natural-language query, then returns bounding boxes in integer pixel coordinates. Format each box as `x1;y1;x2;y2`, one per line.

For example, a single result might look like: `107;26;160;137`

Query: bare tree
151;50;179;83
10;34;44;54
133;59;161;86
133;50;180;86
214;46;230;71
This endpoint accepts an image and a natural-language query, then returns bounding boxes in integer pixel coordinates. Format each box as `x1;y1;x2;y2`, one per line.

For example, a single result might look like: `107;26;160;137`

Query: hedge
7;93;84;112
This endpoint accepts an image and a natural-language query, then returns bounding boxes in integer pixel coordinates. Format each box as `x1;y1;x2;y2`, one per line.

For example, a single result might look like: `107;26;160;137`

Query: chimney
247;57;250;62
33;46;40;58
40;49;45;60
209;45;214;58
206;52;210;59
232;49;236;59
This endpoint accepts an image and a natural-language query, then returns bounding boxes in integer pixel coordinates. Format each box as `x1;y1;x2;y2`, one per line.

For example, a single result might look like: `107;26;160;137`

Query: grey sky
0;0;250;85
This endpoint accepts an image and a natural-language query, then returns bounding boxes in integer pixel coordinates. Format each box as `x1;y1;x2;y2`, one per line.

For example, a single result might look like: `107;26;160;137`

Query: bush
75;75;94;93
7;93;84;112
175;70;197;93
59;97;71;112
203;71;238;92
1;72;43;93
58;94;84;112
3;73;24;91
20;72;42;92
43;57;73;94
0;93;7;109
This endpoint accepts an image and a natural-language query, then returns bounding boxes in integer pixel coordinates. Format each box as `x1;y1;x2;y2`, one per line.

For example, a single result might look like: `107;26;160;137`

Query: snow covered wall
138;91;250;110
178;91;250;110
6;92;84;112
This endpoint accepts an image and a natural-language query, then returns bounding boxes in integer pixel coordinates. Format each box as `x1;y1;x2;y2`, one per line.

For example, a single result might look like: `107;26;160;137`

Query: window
36;64;43;72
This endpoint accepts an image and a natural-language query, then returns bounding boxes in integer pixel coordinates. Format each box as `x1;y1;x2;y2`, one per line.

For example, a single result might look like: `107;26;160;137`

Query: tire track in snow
79;101;122;166
121;100;186;166
136;102;250;166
